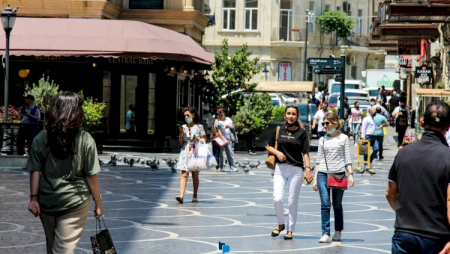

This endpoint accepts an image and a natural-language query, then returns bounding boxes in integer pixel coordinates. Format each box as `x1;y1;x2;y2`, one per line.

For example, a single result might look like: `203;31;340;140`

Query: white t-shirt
314;110;330;132
218;117;233;139
316;91;323;102
351;108;363;124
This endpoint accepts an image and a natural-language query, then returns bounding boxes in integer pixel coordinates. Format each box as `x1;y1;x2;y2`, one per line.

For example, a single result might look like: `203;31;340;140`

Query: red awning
0;18;214;65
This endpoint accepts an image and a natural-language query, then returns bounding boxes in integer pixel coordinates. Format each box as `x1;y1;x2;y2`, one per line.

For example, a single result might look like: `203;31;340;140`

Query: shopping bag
359;142;368;155
214;137;228;147
91;217;117;254
206;143;218;168
188;143;208;170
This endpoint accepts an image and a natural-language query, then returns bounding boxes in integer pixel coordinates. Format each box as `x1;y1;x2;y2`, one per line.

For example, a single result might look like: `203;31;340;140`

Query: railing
0;123;43;155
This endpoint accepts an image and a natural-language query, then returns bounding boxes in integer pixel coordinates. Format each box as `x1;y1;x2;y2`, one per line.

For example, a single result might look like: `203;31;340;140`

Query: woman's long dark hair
46;91;84;159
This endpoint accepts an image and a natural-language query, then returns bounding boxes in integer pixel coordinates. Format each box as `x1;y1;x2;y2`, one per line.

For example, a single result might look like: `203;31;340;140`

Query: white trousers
273;163;304;232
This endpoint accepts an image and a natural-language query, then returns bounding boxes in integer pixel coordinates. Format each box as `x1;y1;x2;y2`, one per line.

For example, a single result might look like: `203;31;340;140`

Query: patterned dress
176;124;206;171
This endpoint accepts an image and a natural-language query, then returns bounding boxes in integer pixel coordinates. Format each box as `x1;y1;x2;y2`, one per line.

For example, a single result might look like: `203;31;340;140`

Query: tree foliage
233;93;273;136
271;106;286;121
24;75;60;117
202;39;263;116
78;91;106;133
317;11;355;39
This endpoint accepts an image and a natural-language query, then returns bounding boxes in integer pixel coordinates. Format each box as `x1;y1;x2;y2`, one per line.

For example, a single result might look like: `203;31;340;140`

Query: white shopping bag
206;143;218;169
188;142;208;171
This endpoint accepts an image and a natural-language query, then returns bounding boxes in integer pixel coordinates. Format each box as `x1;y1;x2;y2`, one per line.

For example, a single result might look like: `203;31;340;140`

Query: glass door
120;75;138;133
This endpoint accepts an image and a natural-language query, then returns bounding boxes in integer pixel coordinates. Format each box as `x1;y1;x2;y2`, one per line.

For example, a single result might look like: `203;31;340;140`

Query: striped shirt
315;133;352;173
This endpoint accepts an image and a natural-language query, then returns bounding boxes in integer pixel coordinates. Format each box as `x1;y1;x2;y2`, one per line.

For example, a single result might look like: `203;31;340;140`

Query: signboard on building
415;65;433;78
278;62;292;81
398;55;412;67
398;40;421;55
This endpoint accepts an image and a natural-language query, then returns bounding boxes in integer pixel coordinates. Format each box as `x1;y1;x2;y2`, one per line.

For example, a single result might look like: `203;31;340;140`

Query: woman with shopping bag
175;106;207;204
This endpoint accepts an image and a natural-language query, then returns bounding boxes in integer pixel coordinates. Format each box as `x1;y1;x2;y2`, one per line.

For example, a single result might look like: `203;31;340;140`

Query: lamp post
1;5;18;123
303;10;313;81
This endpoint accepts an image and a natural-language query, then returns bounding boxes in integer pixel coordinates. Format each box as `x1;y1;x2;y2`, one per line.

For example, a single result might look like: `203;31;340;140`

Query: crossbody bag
322;137;348;190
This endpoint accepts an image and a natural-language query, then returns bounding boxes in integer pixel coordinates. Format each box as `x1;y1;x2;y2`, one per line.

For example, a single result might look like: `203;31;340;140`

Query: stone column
184;0;194;11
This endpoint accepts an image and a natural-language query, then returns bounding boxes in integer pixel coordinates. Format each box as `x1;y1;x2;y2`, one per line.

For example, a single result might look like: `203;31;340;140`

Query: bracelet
93;196;102;202
349;172;353;176
305;166;311;169
29;194;38;197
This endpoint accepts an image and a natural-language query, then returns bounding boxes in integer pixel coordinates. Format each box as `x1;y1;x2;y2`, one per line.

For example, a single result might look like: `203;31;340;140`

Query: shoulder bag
265;126;280;170
323;138;348;190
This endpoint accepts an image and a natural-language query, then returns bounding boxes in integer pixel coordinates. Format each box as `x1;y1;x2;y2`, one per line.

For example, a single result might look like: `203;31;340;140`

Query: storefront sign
398;55;412;67
35;56;61;61
398;40;421;55
108;57;153;65
278;62;292;81
415;65;433;78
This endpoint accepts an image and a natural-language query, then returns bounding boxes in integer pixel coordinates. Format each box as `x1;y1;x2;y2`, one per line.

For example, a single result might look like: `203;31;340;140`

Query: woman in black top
266;105;312;240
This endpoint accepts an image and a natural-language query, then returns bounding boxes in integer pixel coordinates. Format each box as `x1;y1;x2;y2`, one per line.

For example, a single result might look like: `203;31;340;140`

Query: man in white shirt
315;87;323;103
312;101;330;138
361;108;378;169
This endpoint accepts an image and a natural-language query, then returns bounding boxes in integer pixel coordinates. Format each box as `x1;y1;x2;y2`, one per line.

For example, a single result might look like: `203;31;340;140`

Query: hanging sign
398;40;421;55
415;65;433;78
278;62;292;81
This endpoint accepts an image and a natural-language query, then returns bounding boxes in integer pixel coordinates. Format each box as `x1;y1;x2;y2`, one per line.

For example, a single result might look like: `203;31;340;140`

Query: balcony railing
278;28;306;41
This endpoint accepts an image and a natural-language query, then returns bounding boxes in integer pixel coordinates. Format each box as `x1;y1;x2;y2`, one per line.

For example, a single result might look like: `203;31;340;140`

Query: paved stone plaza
0;129;403;253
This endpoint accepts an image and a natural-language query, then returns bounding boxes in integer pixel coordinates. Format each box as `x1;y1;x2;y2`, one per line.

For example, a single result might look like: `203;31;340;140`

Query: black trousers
17;127;40;155
397;127;408;147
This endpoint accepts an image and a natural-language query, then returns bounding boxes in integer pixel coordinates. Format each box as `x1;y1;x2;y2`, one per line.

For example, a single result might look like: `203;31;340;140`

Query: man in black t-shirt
386;100;450;253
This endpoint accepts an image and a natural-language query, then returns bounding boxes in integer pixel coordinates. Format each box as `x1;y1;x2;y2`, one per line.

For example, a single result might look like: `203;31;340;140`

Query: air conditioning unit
347;56;356;65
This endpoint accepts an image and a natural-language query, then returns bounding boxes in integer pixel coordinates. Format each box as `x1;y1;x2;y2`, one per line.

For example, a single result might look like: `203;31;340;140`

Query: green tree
24;75;60;122
317;11;355;40
233;93;273;151
78;91;106;133
271;106;286;121
202;39;263;116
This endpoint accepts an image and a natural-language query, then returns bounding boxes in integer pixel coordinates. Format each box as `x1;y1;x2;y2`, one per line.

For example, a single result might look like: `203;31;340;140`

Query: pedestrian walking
351;101;363;145
312;101;330;138
210;114;221;171
17;95;41;155
386;100;450;253
27;91;103;253
216;108;238;172
176;106;207;204
313;112;354;243
337;97;351;135
125;104;136;135
373;107;389;160
361;108;378;170
266;105;312;240
392;97;410;148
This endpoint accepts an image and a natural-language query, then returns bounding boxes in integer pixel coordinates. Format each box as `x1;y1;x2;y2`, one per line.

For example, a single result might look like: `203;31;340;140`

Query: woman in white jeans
266;106;312;240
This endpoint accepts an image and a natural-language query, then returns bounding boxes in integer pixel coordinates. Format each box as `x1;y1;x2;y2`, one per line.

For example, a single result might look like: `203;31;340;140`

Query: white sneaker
319;234;331;243
332;231;341;241
230;167;238;172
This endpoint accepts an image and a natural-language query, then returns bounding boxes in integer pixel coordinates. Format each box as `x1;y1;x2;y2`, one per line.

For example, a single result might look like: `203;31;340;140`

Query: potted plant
79;91;106;153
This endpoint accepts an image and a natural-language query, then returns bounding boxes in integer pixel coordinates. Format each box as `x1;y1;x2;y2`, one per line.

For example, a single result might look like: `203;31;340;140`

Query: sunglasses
321;121;332;127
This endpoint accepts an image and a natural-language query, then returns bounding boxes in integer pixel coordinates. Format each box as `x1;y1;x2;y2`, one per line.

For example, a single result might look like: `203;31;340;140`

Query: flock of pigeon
99;155;261;173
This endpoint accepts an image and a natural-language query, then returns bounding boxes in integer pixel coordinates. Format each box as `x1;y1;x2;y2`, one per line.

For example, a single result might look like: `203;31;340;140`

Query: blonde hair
323;112;344;130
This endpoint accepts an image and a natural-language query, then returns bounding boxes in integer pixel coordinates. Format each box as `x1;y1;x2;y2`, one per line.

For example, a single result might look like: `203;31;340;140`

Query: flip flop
175;196;184;204
271;224;285;237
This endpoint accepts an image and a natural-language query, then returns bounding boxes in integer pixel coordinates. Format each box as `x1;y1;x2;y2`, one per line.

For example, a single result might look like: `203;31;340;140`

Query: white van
327;79;365;95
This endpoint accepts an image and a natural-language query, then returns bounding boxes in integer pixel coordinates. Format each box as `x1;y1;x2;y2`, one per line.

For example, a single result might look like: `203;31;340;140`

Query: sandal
271;224;285;237
175;196;184;204
284;232;293;240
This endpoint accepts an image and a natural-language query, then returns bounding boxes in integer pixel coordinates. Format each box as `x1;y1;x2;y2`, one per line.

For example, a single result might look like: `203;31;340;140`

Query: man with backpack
392;97;410;148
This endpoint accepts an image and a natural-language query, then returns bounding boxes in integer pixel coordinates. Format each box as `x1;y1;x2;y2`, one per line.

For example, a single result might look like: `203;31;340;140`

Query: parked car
280;93;301;104
269;93;286;107
292;103;318;139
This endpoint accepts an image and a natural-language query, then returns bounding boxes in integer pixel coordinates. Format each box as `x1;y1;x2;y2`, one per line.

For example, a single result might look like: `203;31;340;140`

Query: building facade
204;0;385;91
0;0;212;149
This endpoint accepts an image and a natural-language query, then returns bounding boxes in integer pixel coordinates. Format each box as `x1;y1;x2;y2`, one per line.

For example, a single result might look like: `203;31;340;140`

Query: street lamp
1;4;18;123
303;10;313;81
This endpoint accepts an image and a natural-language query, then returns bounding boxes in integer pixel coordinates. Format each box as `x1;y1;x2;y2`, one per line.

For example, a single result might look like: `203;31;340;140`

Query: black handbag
91;217;117;254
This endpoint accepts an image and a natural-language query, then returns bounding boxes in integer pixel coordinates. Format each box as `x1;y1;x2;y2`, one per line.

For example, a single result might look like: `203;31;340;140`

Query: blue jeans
392;232;448;254
351;123;361;144
363;135;379;165
212;141;220;167
342;120;349;134
219;138;236;169
317;172;344;236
